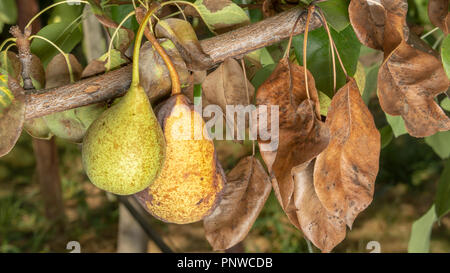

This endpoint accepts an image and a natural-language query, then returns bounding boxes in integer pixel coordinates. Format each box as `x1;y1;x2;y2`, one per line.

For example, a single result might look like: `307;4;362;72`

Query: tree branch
25;7;321;120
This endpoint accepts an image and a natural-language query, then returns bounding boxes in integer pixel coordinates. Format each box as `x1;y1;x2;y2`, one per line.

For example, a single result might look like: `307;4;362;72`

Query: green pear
81;84;166;195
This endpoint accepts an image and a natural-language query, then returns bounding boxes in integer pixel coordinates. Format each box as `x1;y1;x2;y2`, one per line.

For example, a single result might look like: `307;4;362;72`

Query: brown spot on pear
82;83;166;195
135;94;225;224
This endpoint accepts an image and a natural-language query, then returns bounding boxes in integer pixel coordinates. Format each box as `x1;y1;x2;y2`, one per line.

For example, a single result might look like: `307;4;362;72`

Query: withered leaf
204;156;271;251
139;40;190;102
314;78;380;228
0;77;25;157
350;0;450;137
155;18;213;71
349;0;408;54
428;0;449;34
43;54;105;143
255;59;329;229
202;58;254;111
292;160;346;253
378;42;450;137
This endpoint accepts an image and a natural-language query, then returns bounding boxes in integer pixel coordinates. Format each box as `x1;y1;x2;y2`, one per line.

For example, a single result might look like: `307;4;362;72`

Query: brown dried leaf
0;78;25;157
255;59;329;228
292;160;346;253
202;58;255;111
314;79;380;228
349;0;408;54
378;43;450;138
155;18;213;71
204;156;271;251
139;40;190;101
428;0;449;34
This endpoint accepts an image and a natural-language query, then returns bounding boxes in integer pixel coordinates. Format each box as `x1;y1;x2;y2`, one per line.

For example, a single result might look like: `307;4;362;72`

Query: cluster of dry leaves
196;0;450;253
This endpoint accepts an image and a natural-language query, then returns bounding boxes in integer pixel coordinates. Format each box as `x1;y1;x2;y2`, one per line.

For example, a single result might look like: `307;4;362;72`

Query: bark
25;7;322;120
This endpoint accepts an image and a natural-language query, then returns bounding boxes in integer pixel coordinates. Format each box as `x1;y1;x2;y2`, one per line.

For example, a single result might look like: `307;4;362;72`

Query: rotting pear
135;94;225;224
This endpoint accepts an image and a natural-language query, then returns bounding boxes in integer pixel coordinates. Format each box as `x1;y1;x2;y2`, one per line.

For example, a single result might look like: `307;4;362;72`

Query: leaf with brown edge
292;160;346;253
349;0;408;54
155;18;213;71
0;77;25;157
428;0;449;34
314;78;380;228
378;40;450;137
204;156;271;251
255;58;329;228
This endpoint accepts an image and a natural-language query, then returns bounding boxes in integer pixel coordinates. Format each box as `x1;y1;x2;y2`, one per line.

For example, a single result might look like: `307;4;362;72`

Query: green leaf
362;64;379;104
317;0;350;32
110;4;139;33
318;91;331;116
354;62;365;94
99;49;127;71
49;0;83;24
251;63;276;90
31;22;82;67
380;125;393;149
441;35;450;79
0;0;17;25
441;97;450;111
408;205;437;253
293;25;361;97
194;0;250;32
435;159;450;219
385;114;407;137
425;131;450;159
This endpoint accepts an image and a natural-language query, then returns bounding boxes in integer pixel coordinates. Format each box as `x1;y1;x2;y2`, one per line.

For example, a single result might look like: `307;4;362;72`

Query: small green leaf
385;114;407;137
441;97;450;111
354;62;365;95
380;125;393;149
441;35;450;79
99;49;127;71
0;0;17;25
317;0;350;32
293;25;361;97
318;91;331;116
425;131;450;159
362;64;379;105
408;205;437;253
435;159;450;219
31;22;82;67
193;0;250;32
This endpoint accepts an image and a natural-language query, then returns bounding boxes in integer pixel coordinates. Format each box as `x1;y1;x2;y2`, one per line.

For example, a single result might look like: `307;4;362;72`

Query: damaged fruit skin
136;94;225;224
82;84;165;196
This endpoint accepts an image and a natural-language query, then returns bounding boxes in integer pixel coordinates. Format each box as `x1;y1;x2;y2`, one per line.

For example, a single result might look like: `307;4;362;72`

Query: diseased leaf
256;59;329;229
139;40;190;102
314;78;380;228
202;58;255;111
428;0;449;34
378;40;450;137
155;18;213;71
408;205;437;253
191;0;250;33
351;0;450;137
204;156;271;251
0;77;25;157
43;54;105;143
292;160;346;253
434;159;450;218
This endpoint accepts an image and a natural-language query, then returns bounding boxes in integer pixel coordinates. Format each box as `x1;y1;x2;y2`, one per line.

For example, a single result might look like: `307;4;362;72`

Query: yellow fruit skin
136;95;225;224
82;85;165;195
